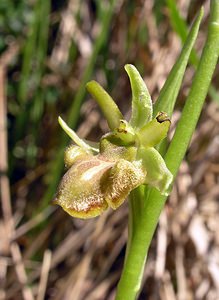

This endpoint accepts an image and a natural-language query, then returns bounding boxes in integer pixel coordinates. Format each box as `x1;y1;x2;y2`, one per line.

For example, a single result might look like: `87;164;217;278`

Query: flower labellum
53;65;173;218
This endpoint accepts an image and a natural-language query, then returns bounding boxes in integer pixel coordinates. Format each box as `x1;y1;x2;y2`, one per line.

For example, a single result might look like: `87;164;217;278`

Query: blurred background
0;0;219;299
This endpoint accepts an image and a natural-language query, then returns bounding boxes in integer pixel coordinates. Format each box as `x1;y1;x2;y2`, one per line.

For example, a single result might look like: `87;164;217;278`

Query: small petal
58;116;98;153
137;112;171;147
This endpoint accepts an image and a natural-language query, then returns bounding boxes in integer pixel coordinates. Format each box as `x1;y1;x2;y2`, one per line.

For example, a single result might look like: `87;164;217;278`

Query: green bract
53;65;173;218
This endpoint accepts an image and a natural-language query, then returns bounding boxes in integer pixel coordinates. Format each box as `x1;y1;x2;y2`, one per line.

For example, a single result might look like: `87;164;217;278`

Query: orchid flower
53;64;173;218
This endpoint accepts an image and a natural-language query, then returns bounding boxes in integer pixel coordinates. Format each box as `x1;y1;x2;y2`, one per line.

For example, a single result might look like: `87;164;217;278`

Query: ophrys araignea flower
53;65;173;218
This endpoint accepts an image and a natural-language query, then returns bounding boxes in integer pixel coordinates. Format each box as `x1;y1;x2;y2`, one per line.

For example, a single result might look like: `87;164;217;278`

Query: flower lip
52;144;147;218
52;157;112;218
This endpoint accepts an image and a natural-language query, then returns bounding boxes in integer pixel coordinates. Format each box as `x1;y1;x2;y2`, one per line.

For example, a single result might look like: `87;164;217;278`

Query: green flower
53;65;173;218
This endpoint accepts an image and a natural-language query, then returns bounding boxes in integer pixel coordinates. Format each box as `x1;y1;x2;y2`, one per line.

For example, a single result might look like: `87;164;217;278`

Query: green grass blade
166;0;219;104
18;1;39;105
14;0;50;141
166;0;198;65
165;3;219;178
30;0;50;120
153;8;203;117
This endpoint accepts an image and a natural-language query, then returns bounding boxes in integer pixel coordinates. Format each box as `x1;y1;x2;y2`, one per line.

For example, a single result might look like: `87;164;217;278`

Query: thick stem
116;187;148;300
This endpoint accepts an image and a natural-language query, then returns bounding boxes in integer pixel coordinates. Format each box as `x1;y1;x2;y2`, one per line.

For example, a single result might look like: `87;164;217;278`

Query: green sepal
86;80;124;130
125;64;152;129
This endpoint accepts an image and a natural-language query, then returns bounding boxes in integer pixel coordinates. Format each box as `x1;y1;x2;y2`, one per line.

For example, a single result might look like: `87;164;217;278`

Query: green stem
116;187;163;300
116;1;219;299
116;187;147;300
